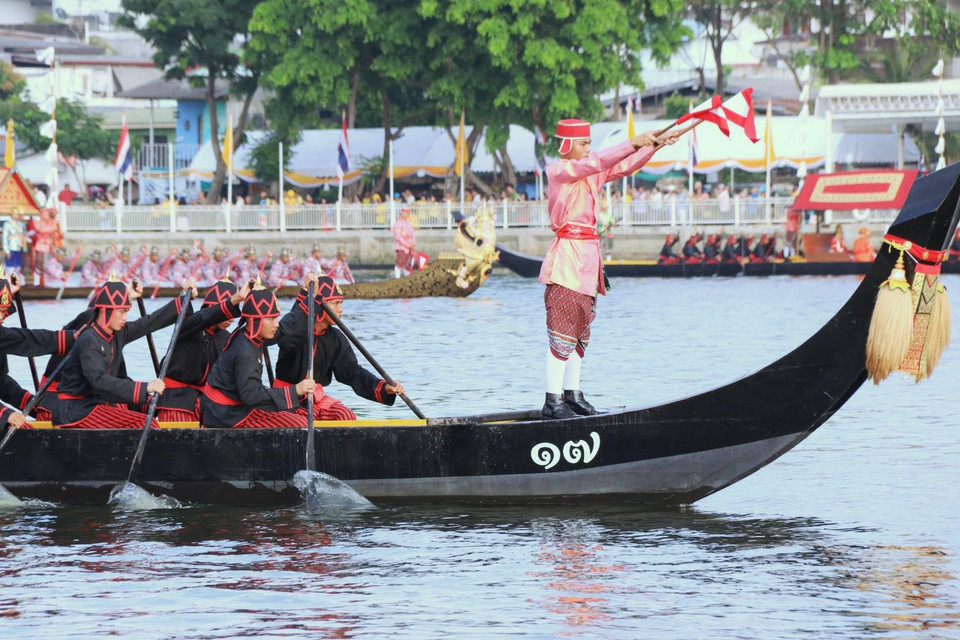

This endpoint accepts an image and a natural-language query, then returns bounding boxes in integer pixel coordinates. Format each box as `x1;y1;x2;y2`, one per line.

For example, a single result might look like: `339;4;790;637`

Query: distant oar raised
318;300;425;420
117;289;192;493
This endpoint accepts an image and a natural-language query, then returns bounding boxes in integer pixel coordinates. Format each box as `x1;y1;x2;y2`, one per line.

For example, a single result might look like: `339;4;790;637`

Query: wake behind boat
1;164;958;506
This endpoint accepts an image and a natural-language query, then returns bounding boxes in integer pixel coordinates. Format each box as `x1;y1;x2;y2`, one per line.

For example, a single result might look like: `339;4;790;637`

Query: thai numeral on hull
531;432;600;470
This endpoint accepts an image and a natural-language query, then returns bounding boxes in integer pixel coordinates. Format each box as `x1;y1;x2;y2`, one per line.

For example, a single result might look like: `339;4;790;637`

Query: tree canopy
120;0;266;203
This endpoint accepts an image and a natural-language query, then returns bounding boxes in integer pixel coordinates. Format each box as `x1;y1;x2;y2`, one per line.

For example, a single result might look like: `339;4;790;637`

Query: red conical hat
241;277;280;339
555;119;591;154
203;276;237;308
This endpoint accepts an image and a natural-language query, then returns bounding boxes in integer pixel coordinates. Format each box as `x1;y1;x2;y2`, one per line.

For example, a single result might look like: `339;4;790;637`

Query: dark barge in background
495;243;960;278
2;165;959;506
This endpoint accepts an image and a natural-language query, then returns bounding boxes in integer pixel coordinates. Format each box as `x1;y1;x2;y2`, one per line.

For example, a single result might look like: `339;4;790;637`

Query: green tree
689;1;752;93
250;0;436;196
119;0;265;204
420;0;689;192
754;0;960;88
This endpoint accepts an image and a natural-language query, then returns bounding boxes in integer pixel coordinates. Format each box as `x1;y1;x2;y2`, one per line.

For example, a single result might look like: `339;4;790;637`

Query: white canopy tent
178;117;918;186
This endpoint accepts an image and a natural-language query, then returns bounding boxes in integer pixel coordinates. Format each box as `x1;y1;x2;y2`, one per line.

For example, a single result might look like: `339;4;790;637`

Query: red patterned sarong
157;408;199;423
233;408;308;429
544;283;596;361
296;395;357;421
396;250;413;273
59;404;159;430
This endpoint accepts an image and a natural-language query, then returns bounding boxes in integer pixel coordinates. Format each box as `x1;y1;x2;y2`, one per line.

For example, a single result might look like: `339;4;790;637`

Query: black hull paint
495;243;960;278
3;166;960;506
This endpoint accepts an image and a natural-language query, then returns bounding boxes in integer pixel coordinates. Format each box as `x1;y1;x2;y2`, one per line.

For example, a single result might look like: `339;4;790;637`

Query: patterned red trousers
59;404;159;429
544;284;596;361
296;395;357;421
233;408;308;429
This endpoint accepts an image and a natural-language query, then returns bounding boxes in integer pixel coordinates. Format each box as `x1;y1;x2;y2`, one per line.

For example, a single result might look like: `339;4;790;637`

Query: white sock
546;351;565;395
563;351;582;391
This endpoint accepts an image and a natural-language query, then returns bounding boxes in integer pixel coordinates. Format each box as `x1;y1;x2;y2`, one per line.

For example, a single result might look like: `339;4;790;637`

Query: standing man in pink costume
392;207;416;278
540;118;680;419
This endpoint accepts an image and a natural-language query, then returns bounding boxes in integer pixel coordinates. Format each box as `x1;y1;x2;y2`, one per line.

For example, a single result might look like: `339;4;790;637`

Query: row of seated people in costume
659;233;789;264
0;274;402;431
78;243;354;290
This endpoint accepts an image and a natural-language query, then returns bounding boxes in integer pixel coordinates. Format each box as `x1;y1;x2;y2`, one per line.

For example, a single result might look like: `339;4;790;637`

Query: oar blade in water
292;470;375;511
0;484;24;508
108;482;182;510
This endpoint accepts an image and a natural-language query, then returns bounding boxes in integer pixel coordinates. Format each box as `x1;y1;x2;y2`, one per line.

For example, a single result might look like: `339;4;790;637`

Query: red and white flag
114;115;132;180
676;94;728;136
720;88;758;143
676;88;759;143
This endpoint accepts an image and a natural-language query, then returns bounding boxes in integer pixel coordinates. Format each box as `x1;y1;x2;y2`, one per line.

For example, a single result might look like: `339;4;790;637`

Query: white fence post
670;198;677;227
446;200;452;229
734;196;741;228
502;198;509;229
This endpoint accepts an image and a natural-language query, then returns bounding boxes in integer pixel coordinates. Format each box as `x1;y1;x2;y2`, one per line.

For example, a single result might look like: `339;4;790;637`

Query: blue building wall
175;100;227;146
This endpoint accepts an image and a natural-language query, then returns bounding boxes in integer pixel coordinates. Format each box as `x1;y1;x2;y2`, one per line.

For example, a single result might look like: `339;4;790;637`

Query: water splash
292;470;376;511
108;482;182;510
0;484;24;508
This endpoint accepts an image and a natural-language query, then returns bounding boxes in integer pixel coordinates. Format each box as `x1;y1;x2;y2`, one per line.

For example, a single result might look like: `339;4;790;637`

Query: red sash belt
163;377;202;391
57;392;84;400
40;376;59;392
556;224;599;241
272;379;292;388
201;383;241;406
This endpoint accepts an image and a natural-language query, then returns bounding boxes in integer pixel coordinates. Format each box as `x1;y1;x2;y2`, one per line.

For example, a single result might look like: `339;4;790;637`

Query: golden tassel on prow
923;283;950;379
866;252;914;384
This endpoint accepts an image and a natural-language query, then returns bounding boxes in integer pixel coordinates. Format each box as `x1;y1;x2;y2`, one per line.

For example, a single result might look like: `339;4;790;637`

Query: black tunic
52;297;187;426
200;332;299;427
157;299;240;413
36;308;95;418
274;292;396;408
0;326;73;427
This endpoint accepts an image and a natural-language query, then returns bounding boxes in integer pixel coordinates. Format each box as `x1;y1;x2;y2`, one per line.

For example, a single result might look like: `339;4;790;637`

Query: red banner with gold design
793;170;916;211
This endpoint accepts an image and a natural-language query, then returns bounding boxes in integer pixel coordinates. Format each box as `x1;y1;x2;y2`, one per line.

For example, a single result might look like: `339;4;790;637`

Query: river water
1;273;958;638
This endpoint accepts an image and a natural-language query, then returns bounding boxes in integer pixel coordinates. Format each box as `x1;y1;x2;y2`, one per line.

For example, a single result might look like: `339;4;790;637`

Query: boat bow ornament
450;207;499;289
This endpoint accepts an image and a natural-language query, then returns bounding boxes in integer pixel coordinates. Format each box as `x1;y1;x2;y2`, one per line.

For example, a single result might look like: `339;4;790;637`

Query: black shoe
542;393;578;420
563;390;599;416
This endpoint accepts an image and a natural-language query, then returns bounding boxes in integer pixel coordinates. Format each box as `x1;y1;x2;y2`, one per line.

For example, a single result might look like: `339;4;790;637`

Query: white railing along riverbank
61;197;899;234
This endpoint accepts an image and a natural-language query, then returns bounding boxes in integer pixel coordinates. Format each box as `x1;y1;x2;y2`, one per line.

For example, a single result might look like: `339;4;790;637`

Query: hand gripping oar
12;285;40;391
317;300;425;419
135;286;161;376
0;318;93;456
122;289;192;486
305;281;316;471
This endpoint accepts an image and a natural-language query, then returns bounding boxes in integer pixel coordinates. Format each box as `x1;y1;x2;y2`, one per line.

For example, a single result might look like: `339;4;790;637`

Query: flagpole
389;137;395;227
687;101;694;230
765;99;772;225
336;175;343;232
226;114;233;225
168;143;175;232
278;141;286;233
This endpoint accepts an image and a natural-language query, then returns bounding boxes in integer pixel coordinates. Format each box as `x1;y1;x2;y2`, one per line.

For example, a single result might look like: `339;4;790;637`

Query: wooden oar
12;281;40;391
121;289;192;487
318;300;425;419
135;288;161;376
0;318;93;456
56;247;82;301
305;280;316;472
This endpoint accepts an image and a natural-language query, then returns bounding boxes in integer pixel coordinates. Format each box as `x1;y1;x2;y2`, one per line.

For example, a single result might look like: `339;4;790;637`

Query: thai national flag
114;116;132;180
337;112;351;179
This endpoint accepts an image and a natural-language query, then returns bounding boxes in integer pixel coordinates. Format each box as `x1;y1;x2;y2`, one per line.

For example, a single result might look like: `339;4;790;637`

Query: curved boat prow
626;164;960;501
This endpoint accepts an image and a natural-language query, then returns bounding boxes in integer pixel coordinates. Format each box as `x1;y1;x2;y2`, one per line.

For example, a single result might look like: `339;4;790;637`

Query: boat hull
18;254;486;300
